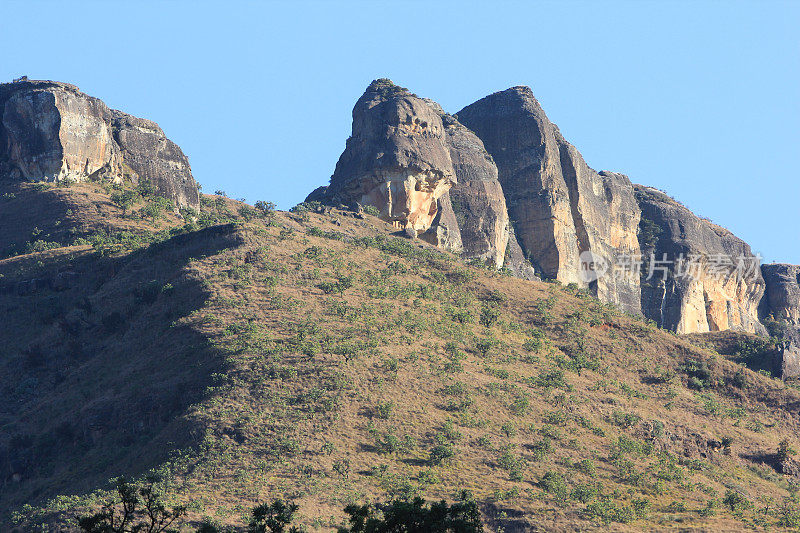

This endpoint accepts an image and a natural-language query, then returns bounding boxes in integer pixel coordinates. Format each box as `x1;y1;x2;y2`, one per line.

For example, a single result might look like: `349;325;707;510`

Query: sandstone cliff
309;79;514;266
309;79;455;237
457;86;642;314
0;79;199;209
761;263;800;377
635;186;766;335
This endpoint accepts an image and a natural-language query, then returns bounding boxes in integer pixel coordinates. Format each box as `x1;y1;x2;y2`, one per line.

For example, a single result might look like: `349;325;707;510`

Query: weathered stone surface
312;79;510;266
503;228;537;280
313;79;455;236
635;186;766;335
110;111;199;209
420;191;463;253
457;86;641;314
443;114;509;268
0;79;199;208
761;263;800;378
762;264;800;326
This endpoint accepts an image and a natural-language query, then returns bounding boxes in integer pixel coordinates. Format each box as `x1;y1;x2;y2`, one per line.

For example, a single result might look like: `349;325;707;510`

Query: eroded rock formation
310;79;514;265
0;79;199;208
457;86;642;314
309;79;455;236
635;186;766;335
761;264;800;377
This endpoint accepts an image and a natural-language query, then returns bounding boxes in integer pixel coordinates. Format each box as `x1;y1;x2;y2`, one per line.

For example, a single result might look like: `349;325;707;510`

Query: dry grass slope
2;184;800;531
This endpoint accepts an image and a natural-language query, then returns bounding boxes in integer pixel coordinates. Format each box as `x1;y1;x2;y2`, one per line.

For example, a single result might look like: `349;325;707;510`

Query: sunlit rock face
0;79;199;208
1;81;120;182
312;79;456;236
635;186;766;335
457;86;641;314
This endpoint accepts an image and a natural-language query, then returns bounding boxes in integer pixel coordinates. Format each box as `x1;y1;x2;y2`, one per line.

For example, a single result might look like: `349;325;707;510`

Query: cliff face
457;86;641;314
635;186;766;335
762;264;800;326
761;264;800;377
311;79;513;265
442;114;509;268
0;80;199;209
311;79;455;236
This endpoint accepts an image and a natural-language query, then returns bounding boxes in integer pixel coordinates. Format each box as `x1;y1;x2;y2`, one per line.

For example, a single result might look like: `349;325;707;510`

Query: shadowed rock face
761;264;800;377
442;114;509;268
457;86;641;314
762;264;800;326
635;186;766;335
0;80;199;209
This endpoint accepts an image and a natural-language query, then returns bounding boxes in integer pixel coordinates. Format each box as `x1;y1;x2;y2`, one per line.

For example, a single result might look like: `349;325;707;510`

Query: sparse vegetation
3;184;800;531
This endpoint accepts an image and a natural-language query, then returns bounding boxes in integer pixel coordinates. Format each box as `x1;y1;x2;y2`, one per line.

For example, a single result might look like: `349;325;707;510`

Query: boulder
0;79;199;209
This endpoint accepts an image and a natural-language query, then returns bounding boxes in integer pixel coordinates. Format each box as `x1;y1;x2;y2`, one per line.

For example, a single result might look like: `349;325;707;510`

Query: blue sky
2;1;798;263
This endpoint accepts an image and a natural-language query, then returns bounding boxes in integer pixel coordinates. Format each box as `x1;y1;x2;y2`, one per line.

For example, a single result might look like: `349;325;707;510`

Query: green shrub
571;482;601;503
375;401;394;419
429;443;455;466
585;497;636;524
339;497;483;532
574;458;596;477
362;205;380;217
538;471;568;501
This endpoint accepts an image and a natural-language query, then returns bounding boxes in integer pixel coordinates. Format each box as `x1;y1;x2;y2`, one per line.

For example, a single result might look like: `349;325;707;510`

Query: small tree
255;201;277;217
77;476;185;533
338;497;483;532
143;196;174;222
111;190;137;216
778;439;797;463
248;500;302;533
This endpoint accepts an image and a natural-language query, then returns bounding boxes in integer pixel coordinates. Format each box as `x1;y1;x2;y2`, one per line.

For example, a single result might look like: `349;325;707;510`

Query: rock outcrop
457;86;641;314
761;263;800;377
310;79;455;236
635;186;766;335
762;264;800;326
308;79;792;339
310;79;513;265
0;79;199;209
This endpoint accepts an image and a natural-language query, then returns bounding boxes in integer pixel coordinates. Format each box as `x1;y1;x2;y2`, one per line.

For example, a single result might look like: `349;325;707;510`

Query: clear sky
2;1;798;263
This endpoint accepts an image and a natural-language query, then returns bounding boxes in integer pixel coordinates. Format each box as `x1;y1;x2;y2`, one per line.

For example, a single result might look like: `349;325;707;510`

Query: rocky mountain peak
308;79;456;236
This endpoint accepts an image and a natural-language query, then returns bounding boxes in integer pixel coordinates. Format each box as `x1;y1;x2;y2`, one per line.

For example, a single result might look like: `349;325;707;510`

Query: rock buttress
635;186;766;335
457;86;641;314
761;263;800;377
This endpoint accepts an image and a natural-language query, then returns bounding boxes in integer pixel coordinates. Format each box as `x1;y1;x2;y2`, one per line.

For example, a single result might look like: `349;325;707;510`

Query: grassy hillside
3;183;800;531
